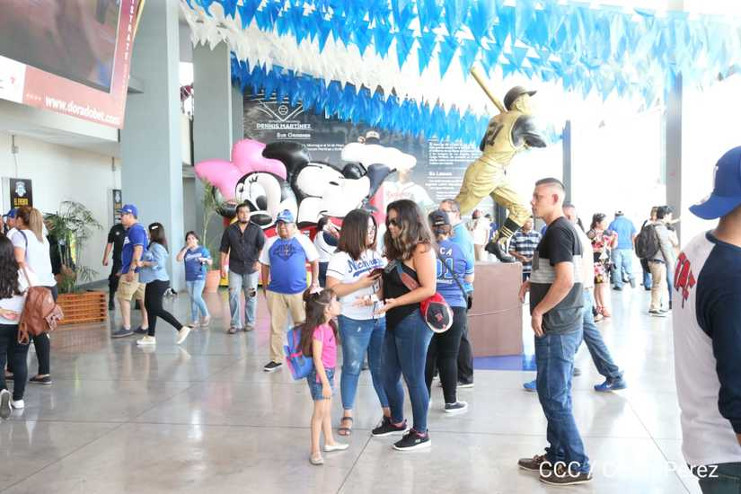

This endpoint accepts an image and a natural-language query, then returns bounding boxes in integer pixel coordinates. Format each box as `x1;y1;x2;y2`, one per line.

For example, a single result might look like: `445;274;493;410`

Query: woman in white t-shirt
326;209;387;436
12;206;56;385
0;235;35;417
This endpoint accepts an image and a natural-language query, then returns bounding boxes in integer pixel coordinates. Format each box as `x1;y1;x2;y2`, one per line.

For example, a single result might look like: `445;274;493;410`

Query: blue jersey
259;234;319;294
435;239;474;308
449;223;476;292
184;246;211;281
121;223;147;275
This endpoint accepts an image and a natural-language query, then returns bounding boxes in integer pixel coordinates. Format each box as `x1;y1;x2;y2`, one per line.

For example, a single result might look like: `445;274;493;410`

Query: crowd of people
0;162;734;492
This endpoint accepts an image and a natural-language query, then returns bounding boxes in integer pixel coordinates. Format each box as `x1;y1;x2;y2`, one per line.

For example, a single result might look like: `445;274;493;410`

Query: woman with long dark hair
425;210;473;414
0;235;34;417
325;209;387;436
587;213;617;320
136;223;192;346
372;199;437;451
12;206;56;385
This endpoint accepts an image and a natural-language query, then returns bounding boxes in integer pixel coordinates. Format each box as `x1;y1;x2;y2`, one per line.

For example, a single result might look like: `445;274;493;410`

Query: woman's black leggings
30;286;57;376
145;280;183;337
424;306;467;404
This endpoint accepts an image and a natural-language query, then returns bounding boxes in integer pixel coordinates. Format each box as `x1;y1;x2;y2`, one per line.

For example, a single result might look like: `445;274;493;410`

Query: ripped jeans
338;315;388;411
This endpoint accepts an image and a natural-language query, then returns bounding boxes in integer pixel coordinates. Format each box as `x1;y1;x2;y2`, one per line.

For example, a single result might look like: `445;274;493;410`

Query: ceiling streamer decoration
181;0;741;144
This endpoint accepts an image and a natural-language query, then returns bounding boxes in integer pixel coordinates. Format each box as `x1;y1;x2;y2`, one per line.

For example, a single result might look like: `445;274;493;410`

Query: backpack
395;262;452;333
18;268;64;345
634;223;661;260
284;326;314;380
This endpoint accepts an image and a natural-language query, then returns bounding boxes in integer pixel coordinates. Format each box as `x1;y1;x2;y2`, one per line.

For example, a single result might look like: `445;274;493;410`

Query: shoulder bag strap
395;261;420;291
20;265;34;288
435;251;468;299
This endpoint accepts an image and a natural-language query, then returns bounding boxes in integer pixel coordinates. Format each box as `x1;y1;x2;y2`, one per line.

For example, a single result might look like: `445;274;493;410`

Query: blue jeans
581;291;621;380
382;311;433;433
535;328;590;474
666;261;674;304
228;271;258;329
338;315;388;410
186;279;209;321
611;248;634;288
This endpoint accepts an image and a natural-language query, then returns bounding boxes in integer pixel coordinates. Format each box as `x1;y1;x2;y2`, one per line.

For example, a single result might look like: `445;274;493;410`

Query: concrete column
665;75;682;242
232;85;244;144
121;0;185;290
192;42;235;254
562;120;573;204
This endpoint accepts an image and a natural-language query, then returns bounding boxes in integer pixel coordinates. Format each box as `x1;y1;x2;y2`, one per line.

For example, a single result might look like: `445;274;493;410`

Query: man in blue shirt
440;199;476;387
607;211;637;290
112;204;149;338
260;210;319;372
674;146;741;493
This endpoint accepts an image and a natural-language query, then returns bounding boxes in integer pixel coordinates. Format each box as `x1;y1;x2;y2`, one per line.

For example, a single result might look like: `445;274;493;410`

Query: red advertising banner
0;0;143;128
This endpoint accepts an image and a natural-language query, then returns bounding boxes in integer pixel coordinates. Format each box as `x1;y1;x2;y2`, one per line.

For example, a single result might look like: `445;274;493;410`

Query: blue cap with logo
5;208;18;219
275;209;295;223
690;146;741;220
119;204;139;218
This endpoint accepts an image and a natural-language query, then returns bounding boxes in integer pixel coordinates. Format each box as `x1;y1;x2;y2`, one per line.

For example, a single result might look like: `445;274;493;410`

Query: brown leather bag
18;268;64;344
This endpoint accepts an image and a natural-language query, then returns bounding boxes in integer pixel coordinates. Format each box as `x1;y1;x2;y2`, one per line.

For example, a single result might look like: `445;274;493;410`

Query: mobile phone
369;268;384;278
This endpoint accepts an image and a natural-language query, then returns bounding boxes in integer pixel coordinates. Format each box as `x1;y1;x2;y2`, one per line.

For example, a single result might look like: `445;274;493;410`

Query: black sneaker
393;429;431;451
539;463;592;485
133;326;148;335
263;361;282;372
518;454;553;472
0;389;10;420
486;241;515;263
111;327;134;338
371;416;407;437
649;310;667;317
457;381;474;389
444;401;468;414
29;375;52;385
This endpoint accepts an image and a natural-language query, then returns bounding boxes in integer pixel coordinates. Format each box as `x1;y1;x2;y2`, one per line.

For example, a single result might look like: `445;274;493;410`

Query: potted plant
202;183;224;293
45;201;106;325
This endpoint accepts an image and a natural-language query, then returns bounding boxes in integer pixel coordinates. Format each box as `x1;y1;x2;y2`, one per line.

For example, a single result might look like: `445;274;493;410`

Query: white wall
0;131;121;283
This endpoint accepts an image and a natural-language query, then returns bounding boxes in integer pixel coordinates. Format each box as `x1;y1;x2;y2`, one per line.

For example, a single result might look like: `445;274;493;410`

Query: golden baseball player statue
455;67;547;262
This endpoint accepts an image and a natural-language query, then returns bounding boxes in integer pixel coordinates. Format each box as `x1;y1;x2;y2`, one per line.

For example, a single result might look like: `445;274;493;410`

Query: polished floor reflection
0;288;699;493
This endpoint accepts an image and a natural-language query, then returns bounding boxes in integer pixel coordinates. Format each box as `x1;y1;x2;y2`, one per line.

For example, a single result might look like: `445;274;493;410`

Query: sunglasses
385;217;399;228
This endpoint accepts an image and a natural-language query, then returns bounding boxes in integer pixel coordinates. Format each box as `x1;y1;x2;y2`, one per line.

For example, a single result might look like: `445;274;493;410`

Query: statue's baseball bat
470;65;506;114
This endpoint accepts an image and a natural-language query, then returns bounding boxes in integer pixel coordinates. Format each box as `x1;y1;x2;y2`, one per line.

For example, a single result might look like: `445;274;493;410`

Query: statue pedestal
469;262;524;357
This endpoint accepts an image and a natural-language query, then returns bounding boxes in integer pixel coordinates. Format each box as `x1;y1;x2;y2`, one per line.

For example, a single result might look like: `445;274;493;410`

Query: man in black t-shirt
103;222;126;310
516;178;591;486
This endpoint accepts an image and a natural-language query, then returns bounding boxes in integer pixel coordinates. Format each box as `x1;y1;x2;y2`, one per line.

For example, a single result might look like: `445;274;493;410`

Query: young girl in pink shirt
300;289;348;465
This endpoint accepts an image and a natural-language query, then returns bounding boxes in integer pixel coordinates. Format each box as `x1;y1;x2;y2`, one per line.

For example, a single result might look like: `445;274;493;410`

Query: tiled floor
0;287;700;493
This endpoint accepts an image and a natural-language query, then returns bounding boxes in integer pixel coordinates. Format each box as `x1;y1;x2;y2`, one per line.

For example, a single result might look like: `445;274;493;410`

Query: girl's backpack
284;326;314;380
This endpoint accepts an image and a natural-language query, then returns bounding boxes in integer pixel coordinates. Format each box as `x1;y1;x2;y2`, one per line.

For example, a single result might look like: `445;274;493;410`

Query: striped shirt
510;229;542;273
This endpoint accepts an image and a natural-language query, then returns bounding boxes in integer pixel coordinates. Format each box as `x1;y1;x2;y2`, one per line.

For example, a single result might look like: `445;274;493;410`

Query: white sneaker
190;320;199;328
136;336;156;346
176;326;192;345
11;399;24;409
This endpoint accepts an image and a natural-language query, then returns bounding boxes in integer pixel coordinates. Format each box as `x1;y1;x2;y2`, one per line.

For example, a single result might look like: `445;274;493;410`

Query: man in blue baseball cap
5;209;18;238
674;146;741;493
112;204;149;338
259;209;319;372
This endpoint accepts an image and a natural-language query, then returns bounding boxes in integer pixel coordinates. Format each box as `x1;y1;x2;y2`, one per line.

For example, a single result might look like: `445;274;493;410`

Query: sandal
338;416;353;436
310;453;324;465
